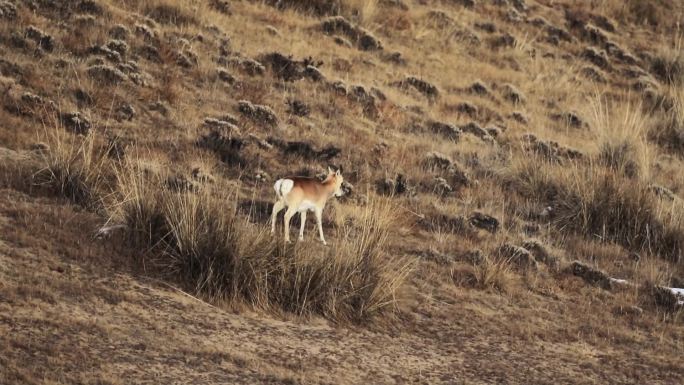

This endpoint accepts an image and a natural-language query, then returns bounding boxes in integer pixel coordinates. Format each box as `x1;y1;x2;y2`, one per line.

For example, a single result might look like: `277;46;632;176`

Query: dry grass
109;161;411;322
32;126;111;210
592;96;652;179
506;157;684;262
1;0;684;382
649;84;684;154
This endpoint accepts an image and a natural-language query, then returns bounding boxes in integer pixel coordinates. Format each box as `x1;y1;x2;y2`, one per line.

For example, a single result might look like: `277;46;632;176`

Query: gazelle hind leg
271;200;285;234
283;206;297;243
315;208;326;245
299;211;307;241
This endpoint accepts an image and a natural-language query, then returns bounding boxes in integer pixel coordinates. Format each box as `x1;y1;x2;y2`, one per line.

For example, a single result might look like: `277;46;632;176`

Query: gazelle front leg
299;211;307;241
283;207;297;243
315;207;327;245
271;200;285;234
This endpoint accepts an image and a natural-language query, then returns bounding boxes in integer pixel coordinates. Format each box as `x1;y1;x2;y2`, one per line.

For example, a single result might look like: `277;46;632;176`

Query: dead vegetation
1;0;684;383
110;164;410;322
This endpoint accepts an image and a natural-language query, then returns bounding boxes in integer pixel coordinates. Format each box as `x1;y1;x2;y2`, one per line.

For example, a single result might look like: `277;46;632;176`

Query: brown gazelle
271;167;345;245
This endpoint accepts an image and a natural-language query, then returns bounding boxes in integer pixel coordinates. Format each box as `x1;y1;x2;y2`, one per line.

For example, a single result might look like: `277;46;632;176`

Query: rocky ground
1;0;683;384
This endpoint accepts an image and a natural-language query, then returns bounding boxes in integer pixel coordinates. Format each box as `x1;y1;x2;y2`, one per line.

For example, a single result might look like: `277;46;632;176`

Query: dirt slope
1;185;682;384
1;0;684;383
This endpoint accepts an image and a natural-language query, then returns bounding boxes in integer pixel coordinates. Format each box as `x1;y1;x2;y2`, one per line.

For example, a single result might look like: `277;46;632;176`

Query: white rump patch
274;178;294;198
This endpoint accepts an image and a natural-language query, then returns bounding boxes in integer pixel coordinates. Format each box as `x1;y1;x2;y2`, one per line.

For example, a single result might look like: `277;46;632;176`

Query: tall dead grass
506;157;684;262
110;162;412;321
592;97;652;179
649;84;684;154
32;127;111;210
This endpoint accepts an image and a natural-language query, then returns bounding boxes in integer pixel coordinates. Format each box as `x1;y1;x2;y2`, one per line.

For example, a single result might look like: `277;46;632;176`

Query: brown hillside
1;0;684;384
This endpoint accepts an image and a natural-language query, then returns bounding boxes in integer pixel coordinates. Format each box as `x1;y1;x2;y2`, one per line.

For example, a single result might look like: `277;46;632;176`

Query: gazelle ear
335;169;341;176
327;166;333;174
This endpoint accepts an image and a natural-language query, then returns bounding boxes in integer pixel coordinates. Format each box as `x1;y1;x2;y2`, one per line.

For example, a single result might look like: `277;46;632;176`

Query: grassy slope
1;0;684;383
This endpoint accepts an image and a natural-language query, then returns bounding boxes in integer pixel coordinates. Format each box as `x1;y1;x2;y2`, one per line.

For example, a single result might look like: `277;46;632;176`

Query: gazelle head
327;166;345;197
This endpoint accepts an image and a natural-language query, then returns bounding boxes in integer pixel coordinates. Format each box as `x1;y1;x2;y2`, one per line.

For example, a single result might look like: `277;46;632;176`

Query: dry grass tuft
110;164;411;322
473;256;515;293
506;158;684;262
144;0;198;26
649;85;684;154
593;97;651;179
32;127;111;209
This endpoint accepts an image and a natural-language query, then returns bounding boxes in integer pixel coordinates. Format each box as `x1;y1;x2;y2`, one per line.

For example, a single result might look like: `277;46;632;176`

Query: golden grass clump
649;84;684;154
33;128;111;210
592;97;652;179
506;157;684;262
111;163;412;322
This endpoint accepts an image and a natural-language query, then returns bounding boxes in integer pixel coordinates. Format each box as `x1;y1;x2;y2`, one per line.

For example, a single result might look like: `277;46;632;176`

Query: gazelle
271;167;345;245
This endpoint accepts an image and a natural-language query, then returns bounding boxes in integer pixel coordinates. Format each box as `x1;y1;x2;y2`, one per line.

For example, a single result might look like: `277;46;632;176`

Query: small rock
469;212;500;233
237;100;278;127
580;66;606;83
468;80;490;95
419;248;454;265
649;184;678;201
424;151;454;170
25;26;54;52
115;103;135;121
461;122;492;142
453;0;475;7
462;249;486;265
149;101;169;116
485;126;502;137
398;76;439;98
30;142;49;152
582;46;609;69
474;22;497;33
498;244;537;270
551;111;585;128
333;36;353;47
109;24;130;40
320;16;382;51
521;239;559;269
217;67;235;83
166;175;199;193
643;284;683;312
510;0;527;12
0;1;18;19
87;65;126;84
505;8;523;23
428;121;461;141
509;111;528;124
501;83;525;104
545;25;573;44
135;24;157;40
569;261;612;289
377;174;413;196
286;99;310;117
191;167;215;183
581;24;608;46
303;65;325;82
203;117;240;133
455;102;478;117
489;32;516;48
431;177;452;196
61;112;91;135
382;51;407;66
106;39;129;56
209;0;231;14
231;57;265;76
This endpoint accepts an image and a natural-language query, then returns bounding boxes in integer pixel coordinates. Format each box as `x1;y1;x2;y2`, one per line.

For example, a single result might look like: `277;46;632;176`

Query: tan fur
271;168;344;245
